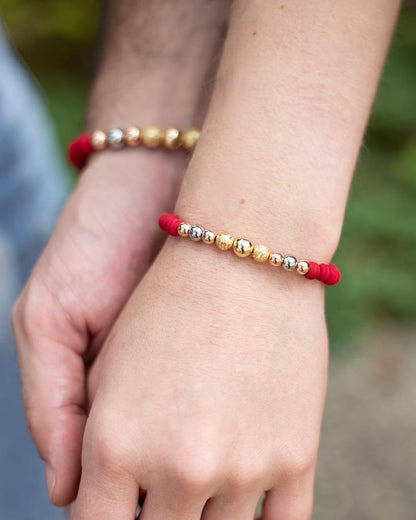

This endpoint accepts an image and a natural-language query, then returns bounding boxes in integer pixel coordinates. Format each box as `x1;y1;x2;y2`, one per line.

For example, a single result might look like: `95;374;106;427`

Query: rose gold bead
297;261;310;275
202;230;216;244
252;245;271;262
215;233;234;251
178;222;191;237
182;129;200;151
269;253;283;266
164;128;182;150
91;130;107;151
125;126;141;146
233;238;253;258
142;126;165;148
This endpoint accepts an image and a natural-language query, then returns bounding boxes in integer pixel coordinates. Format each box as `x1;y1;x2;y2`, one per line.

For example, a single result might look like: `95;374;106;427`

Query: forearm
178;0;400;259
87;0;231;130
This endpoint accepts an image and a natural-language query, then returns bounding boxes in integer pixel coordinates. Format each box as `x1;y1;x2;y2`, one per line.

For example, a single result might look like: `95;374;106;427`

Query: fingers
73;462;139;519
11;288;88;506
261;472;315;520
138;489;206;520
72;406;141;519
200;492;261;520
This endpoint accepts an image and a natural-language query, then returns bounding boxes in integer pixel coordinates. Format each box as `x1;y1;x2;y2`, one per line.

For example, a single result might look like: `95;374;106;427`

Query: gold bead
142;126;165;148
178;222;191;237
215;233;234;251
125;126;141;146
233;238;253;258
164;128;182;150
297;261;310;275
91;130;107;150
202;230;216;244
269;252;283;266
182;128;200;151
252;244;271;262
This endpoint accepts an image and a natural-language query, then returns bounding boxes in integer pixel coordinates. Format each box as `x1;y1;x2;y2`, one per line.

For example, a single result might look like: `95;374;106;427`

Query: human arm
75;1;401;519
11;0;231;506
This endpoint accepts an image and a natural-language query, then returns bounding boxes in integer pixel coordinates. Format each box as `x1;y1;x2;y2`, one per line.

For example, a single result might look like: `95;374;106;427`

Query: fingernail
45;463;56;501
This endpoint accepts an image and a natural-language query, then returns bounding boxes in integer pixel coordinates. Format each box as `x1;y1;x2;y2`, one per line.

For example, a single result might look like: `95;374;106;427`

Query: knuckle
280;443;316;482
226;457;266;491
167;452;219;496
83;420;133;477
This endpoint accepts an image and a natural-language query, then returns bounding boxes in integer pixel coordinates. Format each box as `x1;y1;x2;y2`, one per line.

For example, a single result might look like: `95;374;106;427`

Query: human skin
11;0;231;507
70;1;401;519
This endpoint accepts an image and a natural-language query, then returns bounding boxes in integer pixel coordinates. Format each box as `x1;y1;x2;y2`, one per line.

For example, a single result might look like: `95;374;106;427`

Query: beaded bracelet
68;126;200;171
159;213;341;286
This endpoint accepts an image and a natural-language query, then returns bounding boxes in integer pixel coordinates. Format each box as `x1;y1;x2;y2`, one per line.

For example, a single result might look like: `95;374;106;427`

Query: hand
76;237;328;520
11;150;186;506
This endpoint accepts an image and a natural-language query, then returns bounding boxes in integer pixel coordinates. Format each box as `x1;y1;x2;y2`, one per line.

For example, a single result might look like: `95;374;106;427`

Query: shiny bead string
159;213;341;286
68;126;200;171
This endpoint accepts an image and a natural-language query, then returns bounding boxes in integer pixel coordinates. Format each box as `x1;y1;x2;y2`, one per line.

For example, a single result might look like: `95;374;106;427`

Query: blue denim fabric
0;22;69;520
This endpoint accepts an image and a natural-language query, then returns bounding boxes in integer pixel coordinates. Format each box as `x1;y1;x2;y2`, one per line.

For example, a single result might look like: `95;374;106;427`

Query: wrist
156;237;326;318
87;70;204;131
175;159;343;263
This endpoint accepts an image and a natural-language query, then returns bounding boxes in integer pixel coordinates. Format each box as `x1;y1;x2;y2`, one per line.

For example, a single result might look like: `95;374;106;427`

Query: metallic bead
107;127;124;148
189;225;204;241
125;126;141;146
283;255;298;271
215;233;234;251
182;129;200;151
269;252;283;267
164;128;182;150
252;244;271;262
91;130;107;150
142;126;164;148
178;222;191;237
297;260;310;275
233;238;253;258
202;230;216;245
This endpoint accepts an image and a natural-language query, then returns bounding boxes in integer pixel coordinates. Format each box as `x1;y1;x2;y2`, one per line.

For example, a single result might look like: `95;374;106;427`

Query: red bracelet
67;126;201;171
159;213;341;286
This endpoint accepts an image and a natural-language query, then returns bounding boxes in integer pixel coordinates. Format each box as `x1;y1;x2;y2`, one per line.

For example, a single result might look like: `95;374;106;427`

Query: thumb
11;286;88;507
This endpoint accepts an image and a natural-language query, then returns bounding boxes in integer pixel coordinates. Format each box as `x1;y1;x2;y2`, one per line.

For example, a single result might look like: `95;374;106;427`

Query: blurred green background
2;1;415;348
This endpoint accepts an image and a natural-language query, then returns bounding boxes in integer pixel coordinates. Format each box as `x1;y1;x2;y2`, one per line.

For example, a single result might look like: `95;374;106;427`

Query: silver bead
189;225;204;241
282;255;298;271
107;127;124;148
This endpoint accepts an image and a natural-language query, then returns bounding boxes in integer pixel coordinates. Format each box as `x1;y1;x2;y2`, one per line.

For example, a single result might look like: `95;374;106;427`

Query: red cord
158;213;341;286
67;133;93;171
158;213;182;237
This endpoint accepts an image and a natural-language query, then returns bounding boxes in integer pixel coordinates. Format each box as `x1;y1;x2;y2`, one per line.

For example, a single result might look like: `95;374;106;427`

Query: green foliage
2;0;99;43
327;10;416;346
2;3;416;347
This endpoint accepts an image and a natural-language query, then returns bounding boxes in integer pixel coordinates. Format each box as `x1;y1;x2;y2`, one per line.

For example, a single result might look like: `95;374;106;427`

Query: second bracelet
68;126;201;171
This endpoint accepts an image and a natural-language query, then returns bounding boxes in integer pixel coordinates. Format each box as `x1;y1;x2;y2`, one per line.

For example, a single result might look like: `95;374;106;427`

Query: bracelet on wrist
68;126;201;171
159;213;341;286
